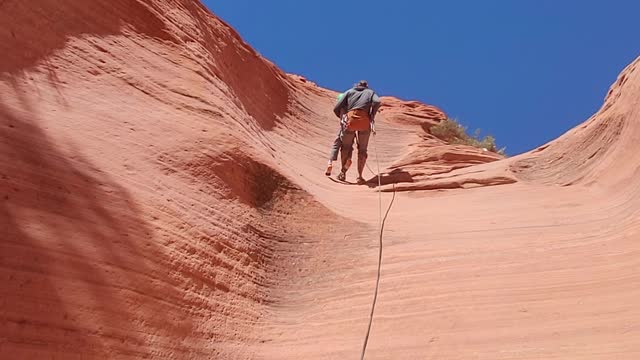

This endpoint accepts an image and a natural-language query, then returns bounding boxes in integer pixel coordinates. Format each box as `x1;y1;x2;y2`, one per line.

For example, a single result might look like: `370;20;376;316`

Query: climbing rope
359;132;396;360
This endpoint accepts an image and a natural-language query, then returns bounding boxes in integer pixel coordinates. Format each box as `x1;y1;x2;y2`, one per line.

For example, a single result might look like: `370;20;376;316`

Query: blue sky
205;0;639;155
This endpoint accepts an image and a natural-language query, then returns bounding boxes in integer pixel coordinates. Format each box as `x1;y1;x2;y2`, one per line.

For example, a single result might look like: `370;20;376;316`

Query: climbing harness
359;132;397;360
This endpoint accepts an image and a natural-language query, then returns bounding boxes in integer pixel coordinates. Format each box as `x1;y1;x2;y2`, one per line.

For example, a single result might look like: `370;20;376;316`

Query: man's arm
333;91;349;117
370;93;381;122
369;93;381;134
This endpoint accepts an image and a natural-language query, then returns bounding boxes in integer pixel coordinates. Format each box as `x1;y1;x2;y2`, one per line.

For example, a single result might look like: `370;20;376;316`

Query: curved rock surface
2;1;640;359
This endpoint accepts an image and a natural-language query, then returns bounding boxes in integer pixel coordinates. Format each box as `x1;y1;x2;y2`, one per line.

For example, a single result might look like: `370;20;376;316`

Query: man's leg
326;127;343;175
356;130;371;183
339;130;356;180
330;125;344;162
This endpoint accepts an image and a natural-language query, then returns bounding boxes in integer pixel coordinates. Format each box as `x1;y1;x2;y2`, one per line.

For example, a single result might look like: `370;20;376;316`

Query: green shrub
430;118;505;155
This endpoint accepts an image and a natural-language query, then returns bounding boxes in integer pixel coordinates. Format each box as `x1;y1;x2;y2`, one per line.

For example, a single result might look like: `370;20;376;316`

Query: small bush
430;118;505;155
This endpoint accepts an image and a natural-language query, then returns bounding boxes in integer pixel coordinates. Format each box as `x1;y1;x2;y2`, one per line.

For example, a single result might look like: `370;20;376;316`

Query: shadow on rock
0;99;197;358
366;168;414;188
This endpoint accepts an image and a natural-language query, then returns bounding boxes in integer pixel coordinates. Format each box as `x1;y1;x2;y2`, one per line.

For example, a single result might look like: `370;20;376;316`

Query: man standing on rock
333;80;381;184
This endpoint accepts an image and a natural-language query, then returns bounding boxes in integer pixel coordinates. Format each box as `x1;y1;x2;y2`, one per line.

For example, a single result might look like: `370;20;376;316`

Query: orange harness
345;109;371;131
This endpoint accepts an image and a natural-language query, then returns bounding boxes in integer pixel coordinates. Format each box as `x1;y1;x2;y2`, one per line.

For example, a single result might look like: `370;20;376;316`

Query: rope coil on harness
359;132;396;360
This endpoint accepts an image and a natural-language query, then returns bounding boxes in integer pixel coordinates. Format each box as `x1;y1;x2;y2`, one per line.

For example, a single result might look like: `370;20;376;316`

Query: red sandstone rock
1;1;640;359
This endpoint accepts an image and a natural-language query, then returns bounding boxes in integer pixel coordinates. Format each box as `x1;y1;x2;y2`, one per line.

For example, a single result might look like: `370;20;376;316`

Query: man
333;80;381;184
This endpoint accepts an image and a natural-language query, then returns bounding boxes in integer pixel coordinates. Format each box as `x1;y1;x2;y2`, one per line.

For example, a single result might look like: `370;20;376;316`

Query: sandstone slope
1;1;639;359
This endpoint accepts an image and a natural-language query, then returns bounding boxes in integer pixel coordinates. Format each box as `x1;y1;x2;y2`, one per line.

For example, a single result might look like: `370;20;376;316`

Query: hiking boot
337;171;346;182
325;163;333;176
356;176;366;185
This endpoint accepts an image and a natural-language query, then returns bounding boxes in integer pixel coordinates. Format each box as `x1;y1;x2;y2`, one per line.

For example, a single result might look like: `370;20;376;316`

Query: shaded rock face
2;0;640;359
0;1;319;358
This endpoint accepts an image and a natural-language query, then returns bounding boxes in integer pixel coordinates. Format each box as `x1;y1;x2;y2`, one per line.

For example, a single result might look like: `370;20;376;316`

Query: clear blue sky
205;0;639;155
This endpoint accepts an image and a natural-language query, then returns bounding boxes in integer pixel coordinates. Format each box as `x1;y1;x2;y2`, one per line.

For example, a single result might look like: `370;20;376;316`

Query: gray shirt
333;86;382;122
